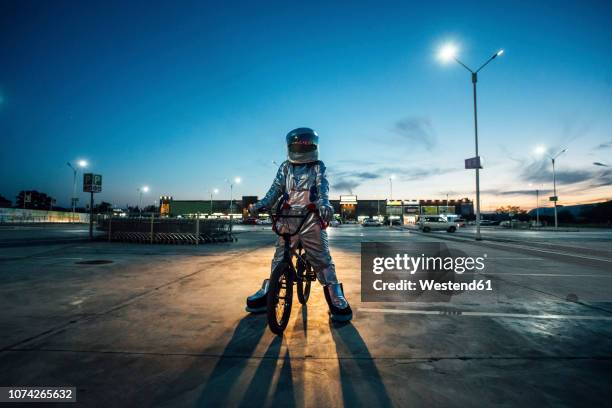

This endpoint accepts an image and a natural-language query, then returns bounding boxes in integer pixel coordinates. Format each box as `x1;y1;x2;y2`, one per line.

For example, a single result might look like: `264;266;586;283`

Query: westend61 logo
361;242;493;302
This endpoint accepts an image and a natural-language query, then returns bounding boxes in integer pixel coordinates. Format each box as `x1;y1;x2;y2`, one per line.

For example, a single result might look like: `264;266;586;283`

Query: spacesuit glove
248;204;260;218
318;203;334;222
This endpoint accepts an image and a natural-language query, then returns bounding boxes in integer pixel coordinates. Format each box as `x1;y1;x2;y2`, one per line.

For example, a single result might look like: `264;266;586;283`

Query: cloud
520;159;593;184
378;166;457;181
331;180;360;193
594;140;612;149
328;170;381;193
392;117;436;150
489;189;552;196
329;165;458;193
589;169;612;187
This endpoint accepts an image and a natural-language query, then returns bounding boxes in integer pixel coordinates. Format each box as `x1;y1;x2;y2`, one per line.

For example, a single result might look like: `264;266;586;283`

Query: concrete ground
1;225;611;407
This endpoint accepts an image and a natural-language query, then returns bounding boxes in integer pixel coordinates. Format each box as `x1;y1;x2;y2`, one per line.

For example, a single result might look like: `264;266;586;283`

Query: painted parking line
489;241;612;263
482;273;612;277
358;308;612;321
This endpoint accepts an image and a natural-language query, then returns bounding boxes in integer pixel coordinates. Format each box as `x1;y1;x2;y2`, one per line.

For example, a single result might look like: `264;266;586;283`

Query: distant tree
15;190;53;210
95;201;113;213
143;205;158;213
0;194;11;208
495;206;528;220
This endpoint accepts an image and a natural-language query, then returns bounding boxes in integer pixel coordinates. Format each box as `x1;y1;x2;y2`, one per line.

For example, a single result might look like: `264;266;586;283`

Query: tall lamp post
66;160;87;219
226;177;241;231
528;183;544;227
439;44;504;240
208;188;219;216
535;147;566;230
137;186;149;217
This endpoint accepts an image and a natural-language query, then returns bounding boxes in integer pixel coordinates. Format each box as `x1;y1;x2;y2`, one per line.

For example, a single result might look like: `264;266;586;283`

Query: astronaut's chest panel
286;167;315;199
291;173;313;191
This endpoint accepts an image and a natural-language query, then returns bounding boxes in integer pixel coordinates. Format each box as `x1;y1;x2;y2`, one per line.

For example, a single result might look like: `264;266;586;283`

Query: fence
0;207;89;224
97;216;235;244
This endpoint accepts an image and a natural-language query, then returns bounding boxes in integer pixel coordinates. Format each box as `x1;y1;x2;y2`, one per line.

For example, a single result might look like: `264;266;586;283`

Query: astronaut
245;127;352;322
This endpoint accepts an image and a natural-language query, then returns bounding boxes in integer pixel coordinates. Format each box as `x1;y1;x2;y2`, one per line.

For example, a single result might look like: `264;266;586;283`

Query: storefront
339;195;358;222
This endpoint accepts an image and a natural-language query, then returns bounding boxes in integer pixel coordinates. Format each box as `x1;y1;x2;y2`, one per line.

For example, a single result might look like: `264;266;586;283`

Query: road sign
465;156;483;169
549;196;558;202
83;173;102;193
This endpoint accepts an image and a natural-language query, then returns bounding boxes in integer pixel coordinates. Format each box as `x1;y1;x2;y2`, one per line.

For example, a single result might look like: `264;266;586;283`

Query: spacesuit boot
324;283;353;321
245;279;269;313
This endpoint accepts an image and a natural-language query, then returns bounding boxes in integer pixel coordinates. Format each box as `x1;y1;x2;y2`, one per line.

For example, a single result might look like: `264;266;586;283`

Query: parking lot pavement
0;223;96;246
1;225;611;407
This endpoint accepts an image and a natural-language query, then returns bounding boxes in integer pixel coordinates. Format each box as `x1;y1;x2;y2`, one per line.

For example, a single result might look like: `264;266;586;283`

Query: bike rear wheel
267;262;293;335
296;253;312;304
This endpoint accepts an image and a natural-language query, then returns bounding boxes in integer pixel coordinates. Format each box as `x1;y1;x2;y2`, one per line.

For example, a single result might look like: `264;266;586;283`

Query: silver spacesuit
245;128;352;321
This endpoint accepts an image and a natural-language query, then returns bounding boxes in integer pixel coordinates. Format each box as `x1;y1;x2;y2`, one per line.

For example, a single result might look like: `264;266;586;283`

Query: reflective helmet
286;127;319;164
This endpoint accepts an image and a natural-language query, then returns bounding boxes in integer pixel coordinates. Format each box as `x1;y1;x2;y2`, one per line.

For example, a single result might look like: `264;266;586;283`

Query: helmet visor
288;143;317;153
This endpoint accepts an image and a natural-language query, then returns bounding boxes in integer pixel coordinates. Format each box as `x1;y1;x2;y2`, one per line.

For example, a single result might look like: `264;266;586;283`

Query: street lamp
528;183;545;227
208;188;219;216
389;174;395;200
535;146;567;230
138;186;149;216
67;159;87;218
593;162;608;167
439;43;504;240
226;176;241;215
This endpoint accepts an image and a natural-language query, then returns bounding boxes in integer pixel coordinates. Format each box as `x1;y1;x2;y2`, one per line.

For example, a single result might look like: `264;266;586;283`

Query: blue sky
0;0;611;210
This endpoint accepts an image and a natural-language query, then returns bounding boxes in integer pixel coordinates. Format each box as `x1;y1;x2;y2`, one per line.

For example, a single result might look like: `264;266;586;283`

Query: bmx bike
266;201;322;335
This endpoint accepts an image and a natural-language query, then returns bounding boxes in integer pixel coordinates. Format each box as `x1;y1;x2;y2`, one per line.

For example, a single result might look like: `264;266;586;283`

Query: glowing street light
67;159;88;217
534;145;547;155
438;42;505;240
228;177;241;213
208;188;219;215
535;147;567;229
438;43;458;63
138;186;149;216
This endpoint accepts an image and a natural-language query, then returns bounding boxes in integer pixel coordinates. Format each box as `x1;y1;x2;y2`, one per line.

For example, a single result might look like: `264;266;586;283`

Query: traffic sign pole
89;191;94;240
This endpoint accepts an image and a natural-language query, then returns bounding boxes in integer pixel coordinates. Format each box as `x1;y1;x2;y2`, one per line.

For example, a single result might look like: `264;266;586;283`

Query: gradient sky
1;0;611;211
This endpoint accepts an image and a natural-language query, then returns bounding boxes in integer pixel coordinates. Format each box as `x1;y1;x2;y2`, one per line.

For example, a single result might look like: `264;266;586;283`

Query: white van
418;215;457;233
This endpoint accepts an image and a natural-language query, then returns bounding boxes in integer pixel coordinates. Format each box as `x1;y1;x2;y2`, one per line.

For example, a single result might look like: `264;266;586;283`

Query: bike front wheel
267;262;293;335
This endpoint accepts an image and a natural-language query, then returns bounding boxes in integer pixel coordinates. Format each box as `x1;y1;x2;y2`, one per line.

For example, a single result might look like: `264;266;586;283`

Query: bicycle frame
269;198;321;281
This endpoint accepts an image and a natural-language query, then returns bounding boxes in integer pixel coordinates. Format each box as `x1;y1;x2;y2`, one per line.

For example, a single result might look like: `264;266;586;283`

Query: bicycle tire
267;262;293;335
297;276;311;304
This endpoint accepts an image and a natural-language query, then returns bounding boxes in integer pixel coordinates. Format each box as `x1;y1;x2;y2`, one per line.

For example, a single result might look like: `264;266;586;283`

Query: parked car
383;218;402;226
454;218;466;227
242;217;258;225
418;216;457;233
362;218;382;227
329;219;341;227
256;218;272;225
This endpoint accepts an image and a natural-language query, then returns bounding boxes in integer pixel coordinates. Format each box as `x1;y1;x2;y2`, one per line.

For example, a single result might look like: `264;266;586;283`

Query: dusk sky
0;0;611;211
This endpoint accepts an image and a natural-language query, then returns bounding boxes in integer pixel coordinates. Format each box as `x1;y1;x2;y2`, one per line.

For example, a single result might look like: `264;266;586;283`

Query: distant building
159;195;474;221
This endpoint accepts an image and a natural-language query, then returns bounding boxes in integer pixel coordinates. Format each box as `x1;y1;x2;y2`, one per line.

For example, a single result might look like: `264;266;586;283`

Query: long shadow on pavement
330;321;393;407
152;313;268;406
237;336;293;407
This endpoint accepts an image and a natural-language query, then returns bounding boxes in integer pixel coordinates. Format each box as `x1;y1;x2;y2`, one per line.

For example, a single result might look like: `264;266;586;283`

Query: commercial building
160;195;474;222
